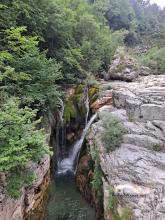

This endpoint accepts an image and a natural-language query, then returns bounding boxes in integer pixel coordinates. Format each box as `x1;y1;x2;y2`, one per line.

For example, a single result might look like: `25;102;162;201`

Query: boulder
108;47;140;82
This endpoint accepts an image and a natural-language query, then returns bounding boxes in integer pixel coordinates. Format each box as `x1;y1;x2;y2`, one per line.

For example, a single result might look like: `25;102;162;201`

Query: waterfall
85;87;89;126
57;113;97;175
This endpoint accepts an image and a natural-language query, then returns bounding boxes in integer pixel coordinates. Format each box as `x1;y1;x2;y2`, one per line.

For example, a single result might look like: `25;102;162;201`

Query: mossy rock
75;84;85;94
63;100;77;123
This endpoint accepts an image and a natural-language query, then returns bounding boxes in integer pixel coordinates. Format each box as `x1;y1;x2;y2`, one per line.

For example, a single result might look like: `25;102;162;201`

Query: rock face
76;154;104;220
0;155;50;220
88;75;165;220
107;48;150;82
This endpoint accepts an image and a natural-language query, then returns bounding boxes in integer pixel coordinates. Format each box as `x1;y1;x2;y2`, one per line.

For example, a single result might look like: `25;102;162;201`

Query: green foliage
140;47;165;74
63;99;77;123
101;113;125;152
7;169;35;198
120;207;133;220
108;186;134;220
92;0;165;45
91;164;102;194
0;98;51;172
1;27;62;109
108;187;118;210
42;0;125;81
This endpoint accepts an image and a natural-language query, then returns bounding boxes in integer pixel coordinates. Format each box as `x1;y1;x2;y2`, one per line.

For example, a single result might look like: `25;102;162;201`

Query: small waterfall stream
43;87;97;220
57;113;97;175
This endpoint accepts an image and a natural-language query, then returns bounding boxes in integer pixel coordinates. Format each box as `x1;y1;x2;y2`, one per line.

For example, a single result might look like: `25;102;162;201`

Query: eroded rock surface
107;48;151;82
0;155;50;220
89;75;165;220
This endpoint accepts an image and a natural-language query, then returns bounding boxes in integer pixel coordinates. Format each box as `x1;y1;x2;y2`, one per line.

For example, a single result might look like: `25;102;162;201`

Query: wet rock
76;154;104;220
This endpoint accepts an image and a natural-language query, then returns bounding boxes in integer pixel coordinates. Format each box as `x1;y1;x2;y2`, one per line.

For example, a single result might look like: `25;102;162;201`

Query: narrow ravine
44;174;95;220
41;87;98;220
44;115;97;220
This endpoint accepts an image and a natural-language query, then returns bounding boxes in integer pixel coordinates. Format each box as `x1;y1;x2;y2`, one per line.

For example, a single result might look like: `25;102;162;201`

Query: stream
43;114;97;219
44;173;95;220
29;89;97;220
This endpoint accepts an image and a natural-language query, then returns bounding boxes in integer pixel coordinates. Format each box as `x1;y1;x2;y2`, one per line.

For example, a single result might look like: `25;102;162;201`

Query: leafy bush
108;187;118;210
153;144;164;152
0;98;51;173
101;113;125;152
140;47;165;75
0;27;62;110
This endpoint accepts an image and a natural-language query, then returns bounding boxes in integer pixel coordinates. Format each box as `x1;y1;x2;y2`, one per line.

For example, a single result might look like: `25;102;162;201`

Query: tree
0;98;50;172
0;27;62;110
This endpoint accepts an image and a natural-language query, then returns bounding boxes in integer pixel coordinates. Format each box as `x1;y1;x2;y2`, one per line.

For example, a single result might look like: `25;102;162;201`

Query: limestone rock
88;74;165;220
0;155;50;220
108;48;140;82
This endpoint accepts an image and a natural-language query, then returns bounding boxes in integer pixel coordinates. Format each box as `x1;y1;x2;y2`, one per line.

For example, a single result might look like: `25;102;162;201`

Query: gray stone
88;74;165;220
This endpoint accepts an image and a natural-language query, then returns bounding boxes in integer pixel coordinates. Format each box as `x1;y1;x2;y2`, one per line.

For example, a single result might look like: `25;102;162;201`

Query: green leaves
1;27;62;108
0;98;50;172
140;47;165;75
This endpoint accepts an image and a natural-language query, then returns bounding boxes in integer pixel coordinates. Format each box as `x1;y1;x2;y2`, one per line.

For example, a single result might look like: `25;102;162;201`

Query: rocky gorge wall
86;74;165;220
75;49;165;220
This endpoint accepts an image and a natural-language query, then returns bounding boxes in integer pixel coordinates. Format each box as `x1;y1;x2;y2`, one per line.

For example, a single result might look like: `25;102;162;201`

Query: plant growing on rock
108;186;133;220
101;113;125;152
91;164;102;194
153;144;164;152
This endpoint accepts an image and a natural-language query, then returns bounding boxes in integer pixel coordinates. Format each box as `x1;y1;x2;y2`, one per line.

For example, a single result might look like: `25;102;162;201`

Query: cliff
88;74;165;220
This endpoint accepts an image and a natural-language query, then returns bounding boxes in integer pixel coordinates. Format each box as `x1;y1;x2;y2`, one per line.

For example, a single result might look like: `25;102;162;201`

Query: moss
91;164;102;200
120;207;133;220
63;100;77;123
88;86;99;104
75;84;85;94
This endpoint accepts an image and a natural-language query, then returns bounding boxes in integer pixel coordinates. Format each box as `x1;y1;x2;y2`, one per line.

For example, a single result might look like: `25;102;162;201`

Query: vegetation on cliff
101;113;125;152
0;0;164;197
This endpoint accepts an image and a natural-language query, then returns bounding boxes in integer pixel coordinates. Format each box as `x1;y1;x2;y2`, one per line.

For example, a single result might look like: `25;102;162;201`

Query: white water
57;113;97;175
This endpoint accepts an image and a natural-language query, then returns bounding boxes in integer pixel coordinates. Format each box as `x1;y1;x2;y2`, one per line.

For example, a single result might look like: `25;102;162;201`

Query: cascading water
30;87;98;220
57;113;97;174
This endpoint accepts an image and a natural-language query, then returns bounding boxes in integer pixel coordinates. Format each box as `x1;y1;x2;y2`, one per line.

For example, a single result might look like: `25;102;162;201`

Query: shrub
7;169;35;198
0;98;51;173
153;144;164;152
108;186;119;219
140;47;165;75
101;113;125;152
